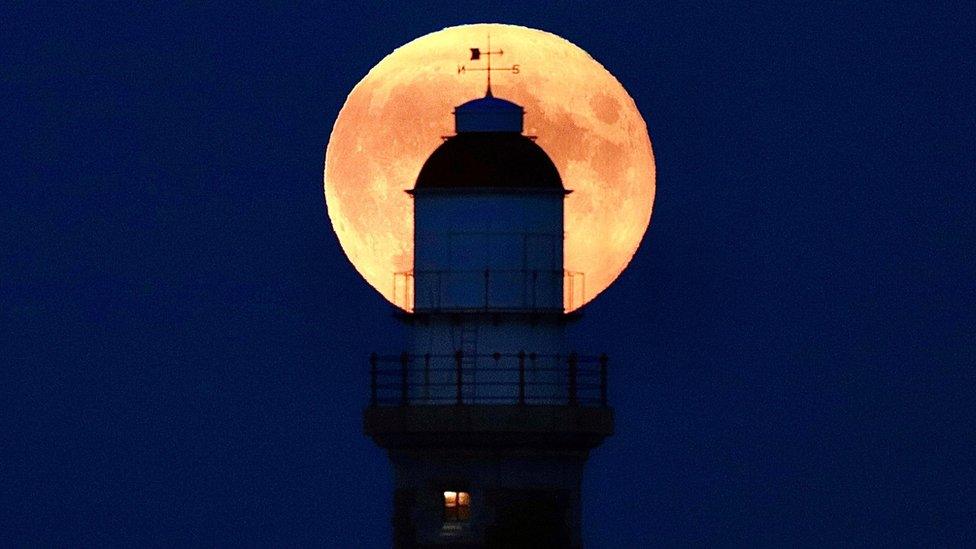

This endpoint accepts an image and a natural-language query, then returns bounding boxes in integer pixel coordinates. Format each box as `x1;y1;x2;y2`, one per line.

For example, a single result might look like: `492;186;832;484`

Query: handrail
368;351;608;408
393;269;585;311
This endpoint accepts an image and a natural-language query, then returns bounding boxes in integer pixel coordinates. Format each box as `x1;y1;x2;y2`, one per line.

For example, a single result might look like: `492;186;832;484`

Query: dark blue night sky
2;2;973;546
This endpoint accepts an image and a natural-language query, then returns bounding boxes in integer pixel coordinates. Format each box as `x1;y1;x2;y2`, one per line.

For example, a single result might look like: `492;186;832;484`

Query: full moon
325;23;655;311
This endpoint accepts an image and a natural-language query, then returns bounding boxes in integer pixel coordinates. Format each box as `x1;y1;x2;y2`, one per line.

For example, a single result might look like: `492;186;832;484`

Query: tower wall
364;404;613;549
390;448;585;548
411;190;566;404
413;190;564;313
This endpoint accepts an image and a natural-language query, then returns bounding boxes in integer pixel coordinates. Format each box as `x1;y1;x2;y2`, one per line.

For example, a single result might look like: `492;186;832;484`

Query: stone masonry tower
364;91;613;548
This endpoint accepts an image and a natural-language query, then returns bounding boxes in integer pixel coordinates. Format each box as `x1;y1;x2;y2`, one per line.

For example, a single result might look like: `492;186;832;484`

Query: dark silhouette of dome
414;132;563;190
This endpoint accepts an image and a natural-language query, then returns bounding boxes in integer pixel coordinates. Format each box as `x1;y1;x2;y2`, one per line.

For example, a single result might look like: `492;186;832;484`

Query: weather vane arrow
456;34;520;97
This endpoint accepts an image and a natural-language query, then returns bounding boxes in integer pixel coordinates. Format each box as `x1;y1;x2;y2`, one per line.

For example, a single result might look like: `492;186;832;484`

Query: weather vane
457;33;520;97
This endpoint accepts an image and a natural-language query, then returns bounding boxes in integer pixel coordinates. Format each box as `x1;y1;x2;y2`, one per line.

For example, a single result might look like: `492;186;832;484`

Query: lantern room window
443;490;471;522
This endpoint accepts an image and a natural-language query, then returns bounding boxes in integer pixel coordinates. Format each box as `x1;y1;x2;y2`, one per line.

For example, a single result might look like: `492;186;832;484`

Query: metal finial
486;32;492;97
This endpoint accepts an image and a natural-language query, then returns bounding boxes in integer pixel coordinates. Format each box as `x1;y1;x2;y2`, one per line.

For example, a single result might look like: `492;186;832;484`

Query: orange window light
443;490;470;521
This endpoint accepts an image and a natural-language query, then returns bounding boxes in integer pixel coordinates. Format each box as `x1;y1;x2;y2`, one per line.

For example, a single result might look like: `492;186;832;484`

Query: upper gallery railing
392;269;586;312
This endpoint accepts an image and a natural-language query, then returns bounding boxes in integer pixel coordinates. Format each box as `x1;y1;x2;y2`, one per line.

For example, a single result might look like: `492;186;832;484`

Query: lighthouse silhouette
364;74;614;548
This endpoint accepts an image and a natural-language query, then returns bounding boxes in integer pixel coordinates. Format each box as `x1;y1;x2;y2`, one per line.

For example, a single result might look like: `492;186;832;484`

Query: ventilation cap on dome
453;96;524;133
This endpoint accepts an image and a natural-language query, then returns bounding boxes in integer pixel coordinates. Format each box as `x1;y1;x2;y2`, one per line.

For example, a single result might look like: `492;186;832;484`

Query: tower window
443;490;471;522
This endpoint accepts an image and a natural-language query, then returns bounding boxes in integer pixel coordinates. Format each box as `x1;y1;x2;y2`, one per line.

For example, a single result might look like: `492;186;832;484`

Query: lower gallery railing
368;352;608;407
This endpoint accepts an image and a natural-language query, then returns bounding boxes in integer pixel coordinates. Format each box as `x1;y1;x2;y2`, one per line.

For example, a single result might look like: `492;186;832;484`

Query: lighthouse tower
364;90;613;548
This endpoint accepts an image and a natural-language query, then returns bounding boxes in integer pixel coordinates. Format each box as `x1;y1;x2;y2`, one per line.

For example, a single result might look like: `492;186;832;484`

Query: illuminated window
443;490;471;522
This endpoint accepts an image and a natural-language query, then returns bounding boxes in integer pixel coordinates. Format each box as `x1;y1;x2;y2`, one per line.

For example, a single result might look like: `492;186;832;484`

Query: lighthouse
363;80;613;546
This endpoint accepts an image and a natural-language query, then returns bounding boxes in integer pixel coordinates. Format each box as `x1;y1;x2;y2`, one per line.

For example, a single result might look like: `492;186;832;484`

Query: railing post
423;353;431;401
580;272;586;306
599;353;608;408
437;271;442;310
518;351;526;405
370;352;378;407
566;272;574;311
455;350;464;405
568;352;578;406
531;270;538;309
407;271;413;311
484;269;490;309
399;352;409;406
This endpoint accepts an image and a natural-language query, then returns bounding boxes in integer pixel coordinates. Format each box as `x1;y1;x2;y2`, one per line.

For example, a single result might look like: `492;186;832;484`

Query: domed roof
414;132;563;190
414;94;563;191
